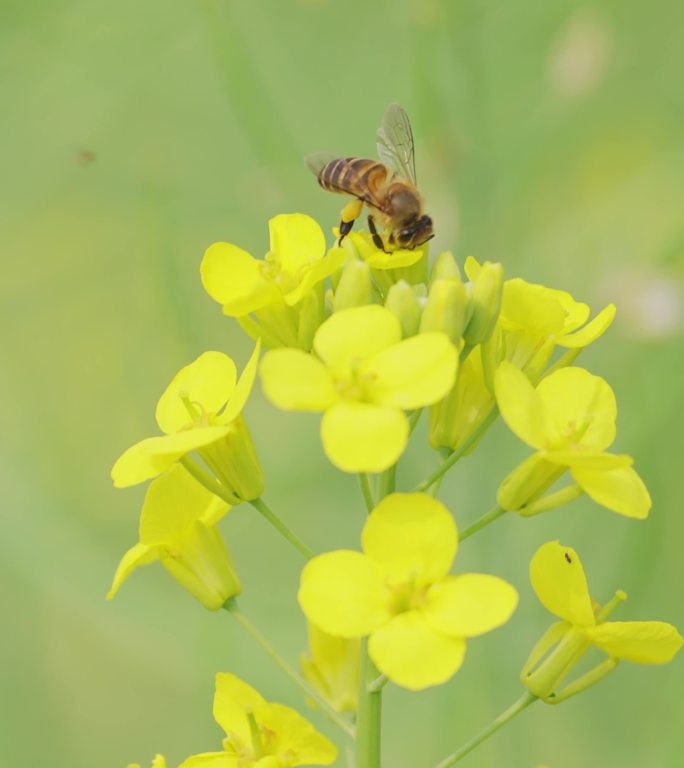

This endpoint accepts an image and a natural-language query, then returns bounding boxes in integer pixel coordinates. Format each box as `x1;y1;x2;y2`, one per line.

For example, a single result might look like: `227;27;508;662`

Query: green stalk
356;639;382;768
249;497;315;560
459;504;507;541
358;473;376;514
413;407;498;493
224;601;354;739
433;691;537;767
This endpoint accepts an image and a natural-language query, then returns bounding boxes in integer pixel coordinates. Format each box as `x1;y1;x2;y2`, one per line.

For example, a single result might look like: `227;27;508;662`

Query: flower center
387;578;428;616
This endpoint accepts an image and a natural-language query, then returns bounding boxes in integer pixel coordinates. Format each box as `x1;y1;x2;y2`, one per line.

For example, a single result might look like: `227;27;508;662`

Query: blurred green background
3;0;683;766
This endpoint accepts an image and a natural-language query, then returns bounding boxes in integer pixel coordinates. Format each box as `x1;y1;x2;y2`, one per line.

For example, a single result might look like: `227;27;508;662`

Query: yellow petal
314;305;401;377
156;352;237;434
284;246;346;306
260;349;338;411
268;213;326;275
201;242;277;316
551;287;590;332
499;279;567;336
586;621;683;664
107;543;157;600
298;551;391;637
536;368;616;452
213;672;264;742
545;451;632;470
139;464;228;544
364;246;424;269
364;333;458;409
220;341;261;424
321;402;408;473
423;574;518;637
530;542;595;627
361;493;457;586
572;464;651;519
369;611;466;690
254;702;337;765
111;427;230;488
494;362;548;449
557;304;616;348
463;255;481;281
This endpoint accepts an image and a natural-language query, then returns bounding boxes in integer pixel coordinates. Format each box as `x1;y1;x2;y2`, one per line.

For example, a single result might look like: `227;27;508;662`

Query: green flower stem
356;639;382;768
459;504;507;542
409;407;424;433
542;347;582;378
249;497;315;561
378;464;396;502
181;458;315;559
413;407;498;493
359;473;376;513
433;691;537;768
224;601;355;739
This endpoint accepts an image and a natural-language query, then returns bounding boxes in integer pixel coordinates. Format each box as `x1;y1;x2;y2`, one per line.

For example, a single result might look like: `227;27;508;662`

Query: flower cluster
112;213;680;767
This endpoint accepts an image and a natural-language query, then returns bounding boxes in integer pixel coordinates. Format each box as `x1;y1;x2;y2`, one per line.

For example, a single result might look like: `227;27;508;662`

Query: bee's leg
367;215;389;253
338;199;363;245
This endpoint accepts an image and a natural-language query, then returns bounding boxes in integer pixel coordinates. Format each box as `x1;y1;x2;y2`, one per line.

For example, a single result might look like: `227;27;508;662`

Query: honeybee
306;103;433;252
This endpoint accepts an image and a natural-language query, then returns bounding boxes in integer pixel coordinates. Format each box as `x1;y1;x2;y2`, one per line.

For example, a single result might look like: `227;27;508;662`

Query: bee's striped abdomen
318;157;389;199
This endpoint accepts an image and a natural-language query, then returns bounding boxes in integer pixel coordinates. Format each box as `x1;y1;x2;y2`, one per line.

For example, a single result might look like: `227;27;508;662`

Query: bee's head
393;215;434;250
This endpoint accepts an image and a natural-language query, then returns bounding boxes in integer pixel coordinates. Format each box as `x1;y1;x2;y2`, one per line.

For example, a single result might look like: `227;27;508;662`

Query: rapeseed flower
298;493;517;690
495;362;650;518
178;673;337;767
202;214;344;349
260;305;457;473
430;261;616;453
112;345;263;500
523;542;682;702
108;464;240;610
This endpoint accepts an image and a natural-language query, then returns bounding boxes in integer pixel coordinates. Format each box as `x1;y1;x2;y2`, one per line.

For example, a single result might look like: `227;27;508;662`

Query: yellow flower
298;493;517;690
467;256;616;380
300;623;360;714
202;214;344;349
523;542;682;702
430;263;616;452
177;673;337;768
128;756;168;768
260;305;457;473
112;344;263;501
495;362;651;518
107;464;241;611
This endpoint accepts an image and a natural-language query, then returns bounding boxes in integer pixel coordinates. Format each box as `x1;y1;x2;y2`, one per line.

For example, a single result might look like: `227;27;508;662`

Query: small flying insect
306;103;433;252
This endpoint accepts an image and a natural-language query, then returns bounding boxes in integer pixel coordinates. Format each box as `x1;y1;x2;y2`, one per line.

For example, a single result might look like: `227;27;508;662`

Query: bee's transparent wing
305;151;339;178
376;103;417;184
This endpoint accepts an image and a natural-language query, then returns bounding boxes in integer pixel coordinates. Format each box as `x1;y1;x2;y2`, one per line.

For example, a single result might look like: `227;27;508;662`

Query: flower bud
463;261;504;345
429;250;461;285
300;623;360;714
385;280;421;337
389;247;429;286
333;259;372;311
297;286;325;351
420;277;468;343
